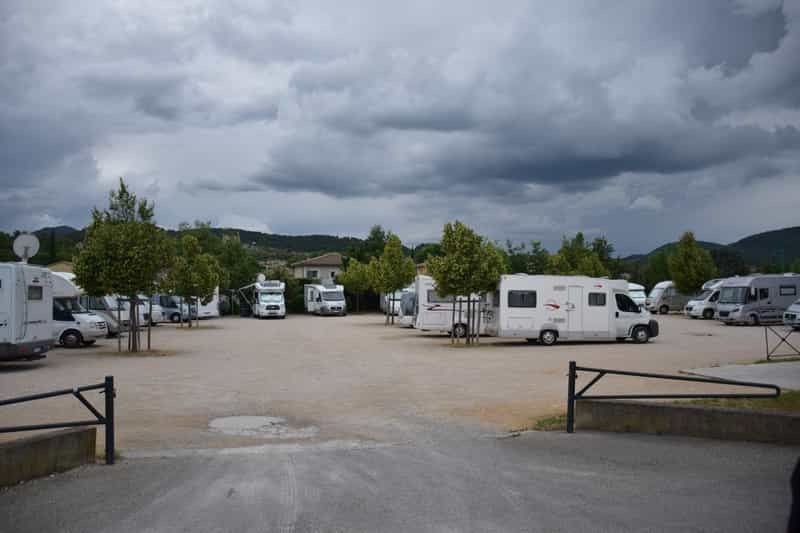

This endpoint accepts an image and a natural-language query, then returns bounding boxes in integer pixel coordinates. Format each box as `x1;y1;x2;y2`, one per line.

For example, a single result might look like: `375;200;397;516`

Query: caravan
413;275;484;337
484;275;658;345
51;272;107;348
684;279;725;319
716;274;800;325
0;262;53;361
646;281;691;314
304;283;346;316
197;286;221;319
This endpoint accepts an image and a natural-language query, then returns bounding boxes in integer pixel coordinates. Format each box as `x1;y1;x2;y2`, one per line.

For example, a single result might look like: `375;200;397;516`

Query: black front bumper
648;320;660;338
0;340;51;362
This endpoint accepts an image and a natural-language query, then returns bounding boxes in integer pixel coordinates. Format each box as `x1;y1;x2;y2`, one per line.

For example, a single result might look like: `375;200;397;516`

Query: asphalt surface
688;360;800;390
2;429;796;533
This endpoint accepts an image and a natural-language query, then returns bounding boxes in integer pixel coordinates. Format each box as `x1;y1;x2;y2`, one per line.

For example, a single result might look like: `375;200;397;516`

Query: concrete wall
576;400;800;445
0;428;96;488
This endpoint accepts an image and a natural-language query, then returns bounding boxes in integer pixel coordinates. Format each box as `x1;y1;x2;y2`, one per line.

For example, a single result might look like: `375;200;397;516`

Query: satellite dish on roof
256;273;266;283
13;233;40;263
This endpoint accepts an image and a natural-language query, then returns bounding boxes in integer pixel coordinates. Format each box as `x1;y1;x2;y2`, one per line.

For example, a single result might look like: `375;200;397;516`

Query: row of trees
73;180;258;351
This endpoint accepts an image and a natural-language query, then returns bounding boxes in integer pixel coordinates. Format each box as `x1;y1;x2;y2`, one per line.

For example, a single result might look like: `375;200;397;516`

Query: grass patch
512;413;567;432
95;349;179;357
682;389;800;413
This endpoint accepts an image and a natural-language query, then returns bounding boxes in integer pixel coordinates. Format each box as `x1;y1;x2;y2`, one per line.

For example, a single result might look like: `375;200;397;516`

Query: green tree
527;241;550;274
337;258;371;312
73;178;173;351
368;233;416;324
547;233;609;277
412;242;443;264
667;231;718;294
710;247;749;277
427;221;506;342
644;251;671;290
348;225;388;262
165;235;224;328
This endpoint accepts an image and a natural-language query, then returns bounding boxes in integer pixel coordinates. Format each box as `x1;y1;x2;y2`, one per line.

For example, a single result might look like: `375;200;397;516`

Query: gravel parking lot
0;313;777;453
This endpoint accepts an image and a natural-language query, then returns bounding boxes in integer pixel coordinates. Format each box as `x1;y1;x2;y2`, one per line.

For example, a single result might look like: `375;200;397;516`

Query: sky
1;0;798;255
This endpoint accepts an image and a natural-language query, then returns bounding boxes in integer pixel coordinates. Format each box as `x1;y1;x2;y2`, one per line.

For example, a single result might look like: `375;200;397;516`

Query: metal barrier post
566;360;576;433
104;376;115;465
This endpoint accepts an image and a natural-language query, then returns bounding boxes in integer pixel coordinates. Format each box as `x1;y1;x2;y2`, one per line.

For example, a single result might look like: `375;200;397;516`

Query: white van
484;275;659;345
0;262;54;361
253;281;286;319
684;280;724;319
51;272;107;348
413;275;485;337
784;299;800;330
304;283;346;316
646;281;691;314
627;282;647;309
717;274;800;325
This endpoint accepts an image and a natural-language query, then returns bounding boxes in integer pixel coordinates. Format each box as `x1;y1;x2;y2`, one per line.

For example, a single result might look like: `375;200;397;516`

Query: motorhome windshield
648;288;663;299
696;290;712;300
259;292;283;303
719;287;747;304
56;297;88;313
629;290;646;299
322;291;344;301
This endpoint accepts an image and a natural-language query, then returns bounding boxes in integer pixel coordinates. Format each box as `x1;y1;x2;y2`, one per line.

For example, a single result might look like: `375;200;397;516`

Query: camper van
413;275;485;337
153;294;193;323
716;274;800;325
627;282;647;309
252;281;286;319
484;275;659;345
646;281;691;314
0;263;54;361
784;298;800;330
197;286;221;319
304;283;346;316
51;272;107;348
684;279;724;319
77;295;122;336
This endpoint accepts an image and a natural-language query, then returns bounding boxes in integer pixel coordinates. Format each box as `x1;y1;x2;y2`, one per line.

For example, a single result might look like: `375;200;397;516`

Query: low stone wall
0;428;96;488
576;400;800;444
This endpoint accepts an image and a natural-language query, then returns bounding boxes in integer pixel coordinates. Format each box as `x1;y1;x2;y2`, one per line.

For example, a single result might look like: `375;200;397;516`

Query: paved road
2;430;796;532
688;360;800;390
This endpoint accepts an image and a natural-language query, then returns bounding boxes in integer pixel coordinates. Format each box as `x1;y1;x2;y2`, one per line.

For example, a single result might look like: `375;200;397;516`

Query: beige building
292;253;343;281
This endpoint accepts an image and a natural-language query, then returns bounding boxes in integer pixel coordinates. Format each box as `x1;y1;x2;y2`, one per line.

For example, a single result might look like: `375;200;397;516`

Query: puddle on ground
209;416;319;439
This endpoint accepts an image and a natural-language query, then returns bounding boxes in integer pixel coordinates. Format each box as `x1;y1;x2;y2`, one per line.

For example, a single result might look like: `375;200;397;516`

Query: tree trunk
116;299;121;353
147;298;152;351
451;296;456;344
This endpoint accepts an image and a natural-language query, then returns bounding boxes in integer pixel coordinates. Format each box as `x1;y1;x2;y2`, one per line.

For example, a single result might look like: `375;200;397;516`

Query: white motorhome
0;262;54;361
304;283;346;316
138;294;166;325
484;275;659;345
197;286;221;319
645;281;691;314
253;281;286;319
716;274;800;325
396;288;417;327
683;279;724;319
784;298;800;330
627;282;647;309
413;275;485;337
153;294;193;323
77;295;123;336
51;272;107;348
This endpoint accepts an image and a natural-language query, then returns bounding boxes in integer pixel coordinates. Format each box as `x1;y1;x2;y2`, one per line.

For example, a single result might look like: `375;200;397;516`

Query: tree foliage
337;258;371;312
667;231;718;294
367;233;416;322
546;233;609;277
166;235;223;304
73;179;173;351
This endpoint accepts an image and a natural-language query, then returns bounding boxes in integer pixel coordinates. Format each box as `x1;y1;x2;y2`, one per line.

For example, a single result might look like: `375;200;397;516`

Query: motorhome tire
632;326;650;344
702;309;714;319
616;337;625;342
453;323;468;338
539;330;557;346
170;313;181;323
748;314;760;326
60;330;83;348
659;305;669;315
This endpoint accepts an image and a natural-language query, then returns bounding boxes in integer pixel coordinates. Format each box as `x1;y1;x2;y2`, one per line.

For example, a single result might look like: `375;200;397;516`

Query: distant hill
211;228;362;255
626;226;800;267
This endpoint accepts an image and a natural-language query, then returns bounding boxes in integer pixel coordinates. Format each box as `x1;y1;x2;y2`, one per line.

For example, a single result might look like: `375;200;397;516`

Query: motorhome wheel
747;314;760;326
60;330;83;348
452;323;467;338
170;313;181;323
702;309;714;319
539;330;557;346
658;305;669;315
632;326;650;344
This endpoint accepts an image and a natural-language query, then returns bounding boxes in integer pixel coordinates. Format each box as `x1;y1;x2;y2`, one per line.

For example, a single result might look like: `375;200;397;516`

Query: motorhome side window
427;290;451;303
27;286;43;300
588;293;606;306
508;291;536;308
759;288;769;300
780;285;797;296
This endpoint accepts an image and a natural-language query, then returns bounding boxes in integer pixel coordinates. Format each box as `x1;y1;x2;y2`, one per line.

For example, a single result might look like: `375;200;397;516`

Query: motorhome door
566;286;584;339
614;292;641;338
